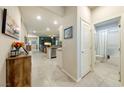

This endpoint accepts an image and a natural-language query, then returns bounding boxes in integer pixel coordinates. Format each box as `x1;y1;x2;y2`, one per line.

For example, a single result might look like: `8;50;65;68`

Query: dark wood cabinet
6;55;31;87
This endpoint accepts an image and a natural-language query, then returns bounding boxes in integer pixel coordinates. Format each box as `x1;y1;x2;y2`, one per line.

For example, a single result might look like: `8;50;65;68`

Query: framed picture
64;26;73;39
2;8;20;39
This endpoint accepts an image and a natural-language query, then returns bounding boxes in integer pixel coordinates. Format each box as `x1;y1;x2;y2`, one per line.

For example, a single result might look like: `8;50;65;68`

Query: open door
94;17;121;82
80;19;92;77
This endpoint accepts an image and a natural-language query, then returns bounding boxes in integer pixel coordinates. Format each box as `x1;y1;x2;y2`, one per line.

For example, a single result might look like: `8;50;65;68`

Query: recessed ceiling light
53;20;58;25
46;27;50;31
33;30;36;33
36;16;42;20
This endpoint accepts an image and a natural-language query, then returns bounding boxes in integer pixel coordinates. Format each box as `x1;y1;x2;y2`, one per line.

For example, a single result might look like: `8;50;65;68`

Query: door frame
92;15;124;85
80;18;92;78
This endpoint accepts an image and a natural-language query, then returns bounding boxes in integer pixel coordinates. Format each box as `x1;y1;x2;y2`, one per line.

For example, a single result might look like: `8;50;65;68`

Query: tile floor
32;51;121;87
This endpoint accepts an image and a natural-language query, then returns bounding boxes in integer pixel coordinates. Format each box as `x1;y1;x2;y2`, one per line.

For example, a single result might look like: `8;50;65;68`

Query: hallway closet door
80;19;92;77
107;29;120;67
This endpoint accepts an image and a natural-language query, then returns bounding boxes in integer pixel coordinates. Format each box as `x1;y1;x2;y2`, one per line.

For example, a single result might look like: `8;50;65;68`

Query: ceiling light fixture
36;16;42;20
53;20;58;25
46;27;50;31
33;30;36;33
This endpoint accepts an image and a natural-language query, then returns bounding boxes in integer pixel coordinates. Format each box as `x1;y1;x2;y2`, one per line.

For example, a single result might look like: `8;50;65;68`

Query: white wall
62;6;77;80
21;22;28;42
91;6;124;85
62;6;91;81
58;25;63;41
92;6;124;24
0;6;27;86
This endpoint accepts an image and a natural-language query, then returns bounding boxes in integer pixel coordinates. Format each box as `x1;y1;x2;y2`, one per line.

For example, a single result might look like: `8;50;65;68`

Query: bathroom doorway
94;17;121;82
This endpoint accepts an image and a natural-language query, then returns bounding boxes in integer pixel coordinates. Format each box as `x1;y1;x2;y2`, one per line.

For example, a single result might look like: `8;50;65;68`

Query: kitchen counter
47;46;57;59
56;48;63;68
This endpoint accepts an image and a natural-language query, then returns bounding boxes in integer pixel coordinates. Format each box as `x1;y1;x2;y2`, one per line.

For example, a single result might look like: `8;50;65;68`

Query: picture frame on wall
2;8;20;39
64;26;73;39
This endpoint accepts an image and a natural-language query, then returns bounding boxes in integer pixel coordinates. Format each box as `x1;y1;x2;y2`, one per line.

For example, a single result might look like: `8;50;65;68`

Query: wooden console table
6;55;31;87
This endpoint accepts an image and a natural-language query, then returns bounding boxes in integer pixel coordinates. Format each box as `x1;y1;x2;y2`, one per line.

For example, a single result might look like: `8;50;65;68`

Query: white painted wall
21;22;28;42
58;25;63;41
91;6;124;85
62;6;77;80
62;6;91;81
0;6;27;86
92;6;124;24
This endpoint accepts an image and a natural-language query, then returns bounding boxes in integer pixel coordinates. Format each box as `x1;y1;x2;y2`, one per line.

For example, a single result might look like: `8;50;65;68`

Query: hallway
31;52;121;87
94;62;121;86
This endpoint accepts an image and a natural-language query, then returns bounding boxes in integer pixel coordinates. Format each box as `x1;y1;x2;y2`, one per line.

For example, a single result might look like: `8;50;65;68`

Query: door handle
81;51;84;53
119;48;120;51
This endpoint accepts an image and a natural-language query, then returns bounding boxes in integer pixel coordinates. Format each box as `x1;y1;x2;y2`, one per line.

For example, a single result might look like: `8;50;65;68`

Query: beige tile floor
31;51;121;87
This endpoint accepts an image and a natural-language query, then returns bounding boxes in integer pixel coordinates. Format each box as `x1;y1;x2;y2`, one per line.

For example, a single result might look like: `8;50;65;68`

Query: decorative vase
15;48;20;56
10;50;16;57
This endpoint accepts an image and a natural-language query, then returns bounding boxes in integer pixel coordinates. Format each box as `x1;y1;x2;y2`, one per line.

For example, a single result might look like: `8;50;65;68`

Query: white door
107;30;120;66
80;19;92;77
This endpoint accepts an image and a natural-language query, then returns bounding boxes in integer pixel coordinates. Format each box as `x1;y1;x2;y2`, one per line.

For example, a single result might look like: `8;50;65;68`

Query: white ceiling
19;6;64;36
20;6;97;36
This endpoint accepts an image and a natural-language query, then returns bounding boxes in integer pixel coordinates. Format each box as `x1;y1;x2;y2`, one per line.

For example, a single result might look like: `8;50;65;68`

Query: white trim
120;14;124;86
79;18;92;79
80;17;90;25
61;69;79;82
93;14;122;25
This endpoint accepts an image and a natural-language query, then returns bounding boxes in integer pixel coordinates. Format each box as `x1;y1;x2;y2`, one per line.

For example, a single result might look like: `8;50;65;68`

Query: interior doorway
94;17;121;82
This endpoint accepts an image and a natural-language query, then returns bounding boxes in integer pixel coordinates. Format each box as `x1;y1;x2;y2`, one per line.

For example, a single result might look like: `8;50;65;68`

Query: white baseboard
61;69;79;82
60;68;92;83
